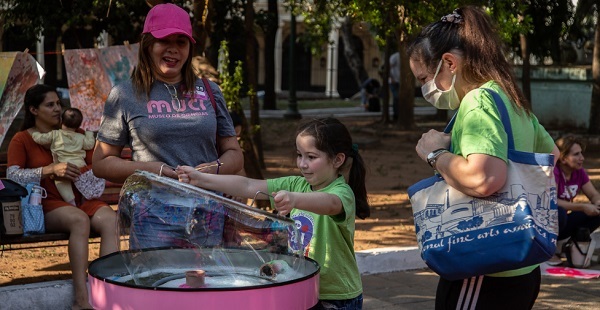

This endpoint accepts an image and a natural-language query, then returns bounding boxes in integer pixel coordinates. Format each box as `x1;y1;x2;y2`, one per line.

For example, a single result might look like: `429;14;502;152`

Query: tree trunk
519;14;531;103
588;17;600;134
520;33;531;102
244;0;265;171
0;18;4;52
396;8;415;130
381;36;392;122
262;0;278;110
193;0;211;56
339;16;369;87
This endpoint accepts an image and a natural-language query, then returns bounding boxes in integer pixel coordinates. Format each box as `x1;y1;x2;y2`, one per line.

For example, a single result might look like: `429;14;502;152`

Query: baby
32;108;95;205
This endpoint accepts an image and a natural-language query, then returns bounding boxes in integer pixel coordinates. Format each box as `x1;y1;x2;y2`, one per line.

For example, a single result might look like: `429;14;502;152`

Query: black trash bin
0;179;28;236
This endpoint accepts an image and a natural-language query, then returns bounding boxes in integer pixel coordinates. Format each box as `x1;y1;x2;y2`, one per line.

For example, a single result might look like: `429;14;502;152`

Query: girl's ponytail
348;148;370;219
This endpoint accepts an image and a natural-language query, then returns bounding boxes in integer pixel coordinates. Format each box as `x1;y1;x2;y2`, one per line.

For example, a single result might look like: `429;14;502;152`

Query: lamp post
284;1;301;119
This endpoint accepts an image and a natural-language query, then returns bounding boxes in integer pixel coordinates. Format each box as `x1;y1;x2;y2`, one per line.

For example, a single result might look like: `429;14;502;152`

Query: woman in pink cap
93;4;243;249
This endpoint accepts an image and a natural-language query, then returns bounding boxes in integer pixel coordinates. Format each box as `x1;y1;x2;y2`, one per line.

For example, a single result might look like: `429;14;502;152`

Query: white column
274;21;284;93
36;34;45;69
326;28;340;98
97;30;109;48
56;39;63;81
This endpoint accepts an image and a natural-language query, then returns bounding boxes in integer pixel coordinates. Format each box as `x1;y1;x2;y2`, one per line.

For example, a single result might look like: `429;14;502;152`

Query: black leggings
558;207;600;240
435;267;541;310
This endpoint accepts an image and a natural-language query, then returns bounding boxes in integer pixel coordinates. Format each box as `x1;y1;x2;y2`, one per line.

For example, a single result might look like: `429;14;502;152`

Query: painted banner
98;44;139;86
0;52;44;147
64;44;138;131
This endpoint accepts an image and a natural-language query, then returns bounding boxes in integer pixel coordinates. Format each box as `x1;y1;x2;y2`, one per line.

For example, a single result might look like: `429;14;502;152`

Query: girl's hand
51;162;81;181
582;203;600;216
415;129;451;162
272;191;295;216
176;165;196;184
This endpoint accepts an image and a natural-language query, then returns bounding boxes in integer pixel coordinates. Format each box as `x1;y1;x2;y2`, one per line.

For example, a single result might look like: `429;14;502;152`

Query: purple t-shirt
554;166;590;202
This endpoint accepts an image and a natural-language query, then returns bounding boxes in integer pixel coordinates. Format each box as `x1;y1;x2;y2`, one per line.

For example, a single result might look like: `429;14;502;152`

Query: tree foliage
205;0;246;65
218;39;266;182
1;0;149;47
294;0;346;55
569;0;598;42
218;40;244;110
490;1;574;65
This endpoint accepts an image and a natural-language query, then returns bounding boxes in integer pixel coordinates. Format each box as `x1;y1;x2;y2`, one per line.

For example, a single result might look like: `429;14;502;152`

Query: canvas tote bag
408;89;558;280
21;183;46;235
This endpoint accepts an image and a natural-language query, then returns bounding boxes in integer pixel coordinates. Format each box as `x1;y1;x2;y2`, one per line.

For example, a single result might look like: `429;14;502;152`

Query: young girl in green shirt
177;117;370;309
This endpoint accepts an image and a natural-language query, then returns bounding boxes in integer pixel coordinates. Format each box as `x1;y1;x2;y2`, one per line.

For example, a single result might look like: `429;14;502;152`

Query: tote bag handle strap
483;88;515;151
442;88;515;151
443;113;456;134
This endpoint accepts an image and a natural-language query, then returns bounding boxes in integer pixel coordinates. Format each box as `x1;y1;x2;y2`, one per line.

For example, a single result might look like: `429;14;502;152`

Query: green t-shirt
267;175;362;300
451;81;555;277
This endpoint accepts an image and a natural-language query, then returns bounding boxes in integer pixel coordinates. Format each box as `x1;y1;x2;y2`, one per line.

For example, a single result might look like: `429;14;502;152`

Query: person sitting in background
7;84;118;310
360;78;381;112
553;135;600;257
32;107;96;205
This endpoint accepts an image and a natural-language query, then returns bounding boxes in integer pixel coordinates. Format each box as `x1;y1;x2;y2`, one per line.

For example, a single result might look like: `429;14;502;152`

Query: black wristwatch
427;148;449;168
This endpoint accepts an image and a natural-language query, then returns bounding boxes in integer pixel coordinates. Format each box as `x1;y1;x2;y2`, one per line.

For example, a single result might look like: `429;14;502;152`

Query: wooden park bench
0;232;100;248
0;148;131;250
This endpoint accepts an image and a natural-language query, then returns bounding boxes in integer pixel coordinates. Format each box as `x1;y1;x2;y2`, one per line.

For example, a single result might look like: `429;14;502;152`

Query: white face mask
421;60;460;110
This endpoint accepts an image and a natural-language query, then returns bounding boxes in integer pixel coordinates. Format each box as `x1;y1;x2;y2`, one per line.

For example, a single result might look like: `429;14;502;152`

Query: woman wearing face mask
408;6;559;310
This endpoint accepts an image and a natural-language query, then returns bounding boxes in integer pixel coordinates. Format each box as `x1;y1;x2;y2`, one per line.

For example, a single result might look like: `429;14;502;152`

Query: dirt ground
2;116;600;287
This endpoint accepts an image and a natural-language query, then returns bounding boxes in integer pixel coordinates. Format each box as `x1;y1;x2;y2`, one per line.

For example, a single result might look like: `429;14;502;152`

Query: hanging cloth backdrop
0;52;44;147
64;44;139;131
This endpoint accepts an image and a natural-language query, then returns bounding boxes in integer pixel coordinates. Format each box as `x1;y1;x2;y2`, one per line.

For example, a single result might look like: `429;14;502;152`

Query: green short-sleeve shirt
451;81;555;277
452;81;555;160
267;175;362;300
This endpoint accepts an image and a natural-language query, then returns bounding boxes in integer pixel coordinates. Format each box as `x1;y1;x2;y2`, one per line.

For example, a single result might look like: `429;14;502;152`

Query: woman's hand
158;163;177;179
51;162;81;181
416;129;451;162
582;203;600;217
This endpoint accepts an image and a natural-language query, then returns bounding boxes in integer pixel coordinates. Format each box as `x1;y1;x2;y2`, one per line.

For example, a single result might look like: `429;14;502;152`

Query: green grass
240;98;359;110
240;96;430;110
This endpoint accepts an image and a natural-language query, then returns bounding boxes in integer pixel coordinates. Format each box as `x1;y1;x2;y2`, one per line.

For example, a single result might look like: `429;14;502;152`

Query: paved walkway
357;246;600;309
361;266;600;309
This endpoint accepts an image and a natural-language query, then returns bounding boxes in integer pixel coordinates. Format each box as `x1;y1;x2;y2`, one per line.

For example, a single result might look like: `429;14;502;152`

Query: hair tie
352;143;359;154
159;163;166;177
441;9;463;24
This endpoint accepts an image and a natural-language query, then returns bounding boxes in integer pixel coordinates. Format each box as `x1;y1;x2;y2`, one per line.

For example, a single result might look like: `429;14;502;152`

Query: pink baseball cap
143;3;196;43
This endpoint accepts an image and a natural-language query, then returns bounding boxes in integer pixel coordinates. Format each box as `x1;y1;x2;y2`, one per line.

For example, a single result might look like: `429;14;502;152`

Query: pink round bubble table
88;248;319;310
